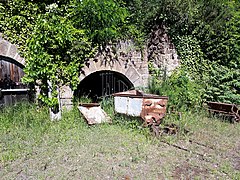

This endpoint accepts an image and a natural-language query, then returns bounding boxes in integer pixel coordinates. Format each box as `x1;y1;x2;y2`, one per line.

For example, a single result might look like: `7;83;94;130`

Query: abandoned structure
0;27;179;108
0;34;28;106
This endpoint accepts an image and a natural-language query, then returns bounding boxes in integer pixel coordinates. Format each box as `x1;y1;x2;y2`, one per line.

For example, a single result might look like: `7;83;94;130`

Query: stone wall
0;33;25;67
148;25;179;77
62;32;180;108
79;40;149;88
0;28;180;109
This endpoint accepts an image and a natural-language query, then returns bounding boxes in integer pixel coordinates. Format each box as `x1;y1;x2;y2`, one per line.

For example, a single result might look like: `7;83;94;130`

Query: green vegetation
149;69;204;111
0;103;240;179
1;0;239;107
0;0;137;107
0;1;239;178
124;0;240;106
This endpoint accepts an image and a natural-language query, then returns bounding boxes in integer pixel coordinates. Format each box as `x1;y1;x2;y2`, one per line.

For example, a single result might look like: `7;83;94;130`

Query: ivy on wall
0;0;239;108
0;0;135;107
126;0;240;106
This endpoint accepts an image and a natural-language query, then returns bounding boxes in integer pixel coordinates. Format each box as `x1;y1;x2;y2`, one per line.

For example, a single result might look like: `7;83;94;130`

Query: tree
23;6;93;107
0;0;132;108
69;0;130;44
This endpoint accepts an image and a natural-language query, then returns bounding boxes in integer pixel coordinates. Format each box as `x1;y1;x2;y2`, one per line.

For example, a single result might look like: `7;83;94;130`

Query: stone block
137;67;149;76
60;98;73;106
110;59;124;74
130;73;140;83
79;73;87;81
61;98;73;111
0;40;9;56
125;66;137;80
16;56;25;66
60;85;73;99
141;75;150;87
83;60;97;73
7;45;18;59
132;51;141;59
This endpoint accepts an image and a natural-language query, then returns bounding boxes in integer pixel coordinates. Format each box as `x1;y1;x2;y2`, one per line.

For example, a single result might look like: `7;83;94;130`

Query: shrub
149;69;204;111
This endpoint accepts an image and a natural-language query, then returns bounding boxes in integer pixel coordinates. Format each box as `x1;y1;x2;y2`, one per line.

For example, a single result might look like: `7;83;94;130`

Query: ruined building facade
0;27;179;108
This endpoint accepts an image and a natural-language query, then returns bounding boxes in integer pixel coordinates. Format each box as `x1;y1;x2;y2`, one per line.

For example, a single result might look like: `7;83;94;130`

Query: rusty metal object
113;90;168;127
140;97;168;126
78;103;112;125
207;101;240;122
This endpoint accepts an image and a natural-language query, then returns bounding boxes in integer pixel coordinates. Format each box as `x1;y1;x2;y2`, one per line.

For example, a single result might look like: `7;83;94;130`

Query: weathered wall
0;28;180;109
80;41;149;88
148;25;179;77
61;41;150;109
62;34;179;108
0;33;25;67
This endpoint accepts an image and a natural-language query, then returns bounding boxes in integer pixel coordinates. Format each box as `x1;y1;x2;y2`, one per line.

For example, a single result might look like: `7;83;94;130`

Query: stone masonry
0;33;25;67
148;25;179;77
0;30;180;109
61;40;150;109
79;40;149;88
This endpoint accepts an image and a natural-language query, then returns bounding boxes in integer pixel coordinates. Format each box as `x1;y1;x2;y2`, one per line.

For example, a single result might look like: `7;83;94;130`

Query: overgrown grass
0;103;83;163
0;102;239;179
0;101;149;164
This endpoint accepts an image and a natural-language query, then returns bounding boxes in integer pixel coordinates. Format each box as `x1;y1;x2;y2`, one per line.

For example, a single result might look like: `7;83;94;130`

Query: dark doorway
0;57;29;106
75;71;134;102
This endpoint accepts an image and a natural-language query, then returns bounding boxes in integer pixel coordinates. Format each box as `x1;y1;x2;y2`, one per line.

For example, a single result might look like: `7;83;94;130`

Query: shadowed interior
75;70;134;102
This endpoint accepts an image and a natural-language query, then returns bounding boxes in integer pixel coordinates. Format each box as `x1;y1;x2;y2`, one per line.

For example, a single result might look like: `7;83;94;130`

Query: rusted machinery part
150;124;160;137
207;101;240;123
142;112;166;127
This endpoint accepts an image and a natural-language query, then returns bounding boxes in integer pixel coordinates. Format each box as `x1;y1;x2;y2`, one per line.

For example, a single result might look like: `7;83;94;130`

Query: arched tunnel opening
74;70;134;102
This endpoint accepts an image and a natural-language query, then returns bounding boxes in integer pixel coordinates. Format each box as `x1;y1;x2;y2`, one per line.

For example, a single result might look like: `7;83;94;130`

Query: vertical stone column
59;85;74;110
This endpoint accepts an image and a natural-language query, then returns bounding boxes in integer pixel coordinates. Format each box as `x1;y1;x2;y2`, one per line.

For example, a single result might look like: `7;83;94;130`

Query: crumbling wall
148;25;179;77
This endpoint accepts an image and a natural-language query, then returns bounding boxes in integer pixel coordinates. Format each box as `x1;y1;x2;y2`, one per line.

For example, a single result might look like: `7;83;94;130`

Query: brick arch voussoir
79;68;132;84
0;36;25;68
79;59;129;82
79;66;135;86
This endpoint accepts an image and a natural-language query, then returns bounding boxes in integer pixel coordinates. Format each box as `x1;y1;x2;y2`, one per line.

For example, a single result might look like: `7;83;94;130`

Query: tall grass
0;101;149;164
0;103;86;163
1;100;239;179
1;96;237;165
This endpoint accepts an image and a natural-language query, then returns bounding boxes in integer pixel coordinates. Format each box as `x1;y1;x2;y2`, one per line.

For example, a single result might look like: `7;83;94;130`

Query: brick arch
79;41;150;88
0;35;25;68
79;58;149;88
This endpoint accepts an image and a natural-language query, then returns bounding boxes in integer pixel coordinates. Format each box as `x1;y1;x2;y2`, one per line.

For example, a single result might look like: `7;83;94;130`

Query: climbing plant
0;0;134;107
0;0;239;108
126;0;240;105
23;6;93;107
70;0;131;44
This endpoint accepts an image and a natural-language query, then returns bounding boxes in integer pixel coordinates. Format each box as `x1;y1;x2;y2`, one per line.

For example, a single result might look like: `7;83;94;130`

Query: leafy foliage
0;0;239;108
70;0;131;44
0;0;139;107
23;7;93;107
127;0;240;105
149;69;204;111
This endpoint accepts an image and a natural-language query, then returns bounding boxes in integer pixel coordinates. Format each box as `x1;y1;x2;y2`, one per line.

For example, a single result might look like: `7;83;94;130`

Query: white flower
46;3;58;12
